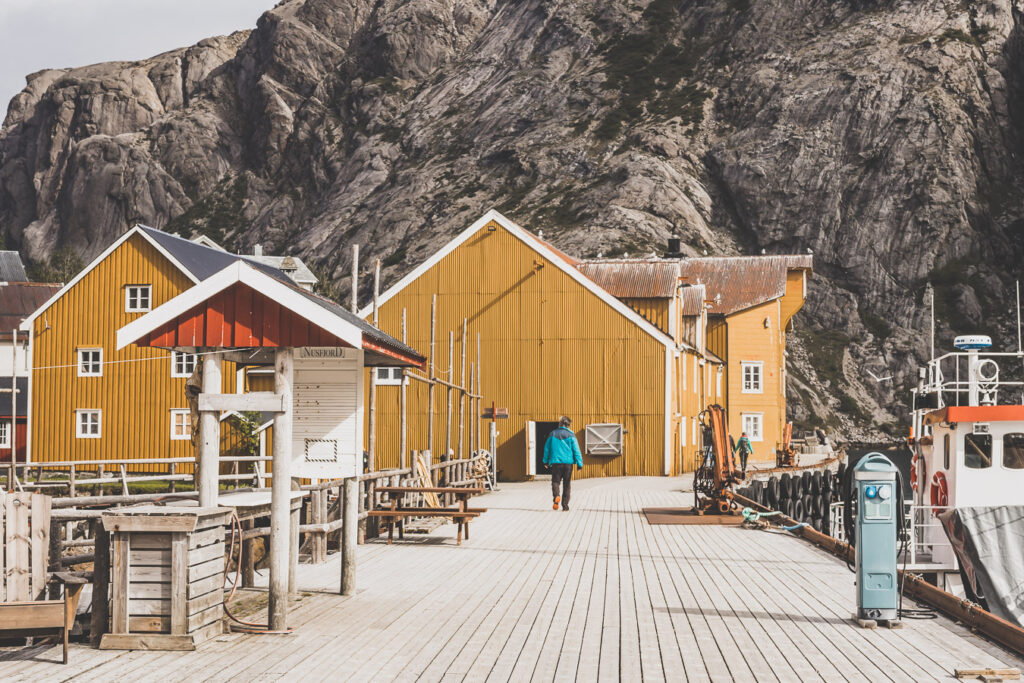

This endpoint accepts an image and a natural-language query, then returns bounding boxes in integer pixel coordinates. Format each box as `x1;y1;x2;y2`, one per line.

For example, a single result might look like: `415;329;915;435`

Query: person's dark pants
740;451;749;472
550;464;573;509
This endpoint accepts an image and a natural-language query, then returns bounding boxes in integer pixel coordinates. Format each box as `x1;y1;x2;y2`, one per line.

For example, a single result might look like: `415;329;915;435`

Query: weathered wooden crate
98;506;230;651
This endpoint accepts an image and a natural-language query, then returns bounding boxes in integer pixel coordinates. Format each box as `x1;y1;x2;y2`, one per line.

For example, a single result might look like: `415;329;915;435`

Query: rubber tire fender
793;498;806;522
779;473;792;501
811;471;823;496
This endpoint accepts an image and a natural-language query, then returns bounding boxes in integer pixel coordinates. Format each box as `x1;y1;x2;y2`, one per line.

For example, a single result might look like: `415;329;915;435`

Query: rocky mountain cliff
3;0;1024;439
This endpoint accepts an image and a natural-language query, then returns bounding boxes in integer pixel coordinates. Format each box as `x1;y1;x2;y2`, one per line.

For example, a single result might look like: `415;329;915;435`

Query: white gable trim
359;209;676;348
116;261;363;350
19;225;201;331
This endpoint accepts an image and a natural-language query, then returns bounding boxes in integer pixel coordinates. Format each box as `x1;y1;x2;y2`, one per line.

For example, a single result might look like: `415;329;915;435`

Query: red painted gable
140;283;351;349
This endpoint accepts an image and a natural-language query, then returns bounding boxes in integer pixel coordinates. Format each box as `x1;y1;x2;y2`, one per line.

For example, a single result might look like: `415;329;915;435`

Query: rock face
2;0;1024;438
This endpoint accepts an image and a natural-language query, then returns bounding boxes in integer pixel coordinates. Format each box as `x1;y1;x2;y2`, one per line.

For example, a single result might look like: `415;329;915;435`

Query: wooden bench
371;487;487;545
0;573;86;664
1;491;88;664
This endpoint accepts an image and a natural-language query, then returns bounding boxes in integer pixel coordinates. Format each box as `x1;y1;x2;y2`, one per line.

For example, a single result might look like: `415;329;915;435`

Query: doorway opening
532;421;560;475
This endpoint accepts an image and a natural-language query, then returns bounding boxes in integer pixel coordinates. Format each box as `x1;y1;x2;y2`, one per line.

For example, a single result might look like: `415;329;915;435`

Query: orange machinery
693;404;744;514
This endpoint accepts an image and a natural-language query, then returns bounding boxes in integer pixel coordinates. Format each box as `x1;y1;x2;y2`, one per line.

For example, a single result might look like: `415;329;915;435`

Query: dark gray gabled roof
0;252;28;282
140;226;423;364
139;226;286;282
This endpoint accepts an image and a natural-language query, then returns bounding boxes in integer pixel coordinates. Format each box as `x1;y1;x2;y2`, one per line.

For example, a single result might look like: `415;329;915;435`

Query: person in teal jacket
543;416;583;511
734;432;753;474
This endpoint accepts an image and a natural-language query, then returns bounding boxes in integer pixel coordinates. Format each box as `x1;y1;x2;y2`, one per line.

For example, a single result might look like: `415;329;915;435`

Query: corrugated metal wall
30;234;236;472
621;297;670;334
366;221;669;480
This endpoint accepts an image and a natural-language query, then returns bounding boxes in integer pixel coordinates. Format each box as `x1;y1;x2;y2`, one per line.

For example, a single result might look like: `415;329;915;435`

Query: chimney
666;236;683;258
253;244;263;257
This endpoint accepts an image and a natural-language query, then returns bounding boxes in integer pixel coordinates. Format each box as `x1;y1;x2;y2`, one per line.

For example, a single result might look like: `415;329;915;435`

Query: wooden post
47;520;62;599
445;332;453;483
476;333;482;457
458;319;466;460
350;244;359;314
469;362;475;454
368;258;381;473
340;476;357;595
69;464;76;497
11;328;16;483
400;308;408;470
90;521;110;646
427;294;437;454
289;493;299;595
199;353;222;507
269;347;293;631
241;519;255;587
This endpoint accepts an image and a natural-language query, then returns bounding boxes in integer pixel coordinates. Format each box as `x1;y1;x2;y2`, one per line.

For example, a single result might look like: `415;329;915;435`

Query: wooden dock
3;477;1021;681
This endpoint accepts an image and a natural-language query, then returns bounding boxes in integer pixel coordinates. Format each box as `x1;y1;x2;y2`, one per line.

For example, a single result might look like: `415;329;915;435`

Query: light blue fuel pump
845;453;901;623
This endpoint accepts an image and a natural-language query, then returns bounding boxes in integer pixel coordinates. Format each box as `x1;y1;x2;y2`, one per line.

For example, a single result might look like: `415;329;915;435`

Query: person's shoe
553;495;560;510
562;506;570;511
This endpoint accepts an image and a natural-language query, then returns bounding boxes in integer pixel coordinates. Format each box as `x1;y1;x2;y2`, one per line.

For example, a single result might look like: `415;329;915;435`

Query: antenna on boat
1017;280;1022;355
927;282;935;360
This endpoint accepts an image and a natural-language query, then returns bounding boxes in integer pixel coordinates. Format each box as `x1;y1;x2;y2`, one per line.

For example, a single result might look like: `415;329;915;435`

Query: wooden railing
2;456;273;496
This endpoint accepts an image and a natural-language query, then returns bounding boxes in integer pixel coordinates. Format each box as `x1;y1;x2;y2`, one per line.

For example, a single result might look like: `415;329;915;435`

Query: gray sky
0;0;278;123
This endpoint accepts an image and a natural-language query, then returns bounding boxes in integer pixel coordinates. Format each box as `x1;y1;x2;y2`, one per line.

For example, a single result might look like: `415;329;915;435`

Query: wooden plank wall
1;491;50;602
29;234;236;472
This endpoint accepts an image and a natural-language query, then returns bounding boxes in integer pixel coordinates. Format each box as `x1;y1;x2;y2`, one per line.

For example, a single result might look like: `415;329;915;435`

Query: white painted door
526;420;536;476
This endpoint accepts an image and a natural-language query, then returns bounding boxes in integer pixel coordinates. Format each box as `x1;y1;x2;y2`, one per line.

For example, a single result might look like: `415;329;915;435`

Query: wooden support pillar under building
269;347;293;631
198;353;222;507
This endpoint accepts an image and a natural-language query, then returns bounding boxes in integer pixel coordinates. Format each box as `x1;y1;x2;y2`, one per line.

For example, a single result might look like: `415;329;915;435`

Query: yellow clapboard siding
30;232;236;472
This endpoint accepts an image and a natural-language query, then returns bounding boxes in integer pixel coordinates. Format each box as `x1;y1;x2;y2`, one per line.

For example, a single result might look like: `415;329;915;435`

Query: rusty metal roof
576;260;680;298
679;284;706;316
0;282;62;339
679;255;812;315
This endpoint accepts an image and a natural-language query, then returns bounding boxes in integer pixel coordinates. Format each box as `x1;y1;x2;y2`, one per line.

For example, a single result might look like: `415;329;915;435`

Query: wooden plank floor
3;477;1022;681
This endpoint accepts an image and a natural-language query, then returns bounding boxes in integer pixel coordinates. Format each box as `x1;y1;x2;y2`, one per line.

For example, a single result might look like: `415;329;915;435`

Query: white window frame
77;348;103;377
76;410;101;439
125;284;152;312
374;367;404;386
0;421;10;449
170;409;191;440
693;356;698;393
741;412;764;442
741;361;764;394
171;351;197;378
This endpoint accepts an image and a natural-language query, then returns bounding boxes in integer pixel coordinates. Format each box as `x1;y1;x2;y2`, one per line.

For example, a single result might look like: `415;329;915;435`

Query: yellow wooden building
679;256;813;461
19;226;310;469
362;211;720;480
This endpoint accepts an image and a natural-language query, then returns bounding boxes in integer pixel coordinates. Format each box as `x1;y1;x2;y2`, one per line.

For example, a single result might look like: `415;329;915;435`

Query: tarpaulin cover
939;506;1024;627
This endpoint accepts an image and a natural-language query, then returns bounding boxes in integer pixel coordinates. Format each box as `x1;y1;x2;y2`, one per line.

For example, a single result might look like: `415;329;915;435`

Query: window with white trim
77;348;102;377
741;361;763;393
374;367;403;385
741;413;763;441
170;409;191;440
125;285;152;312
693;356;698;393
0;421;10;449
172;351;197;378
76;410;101;439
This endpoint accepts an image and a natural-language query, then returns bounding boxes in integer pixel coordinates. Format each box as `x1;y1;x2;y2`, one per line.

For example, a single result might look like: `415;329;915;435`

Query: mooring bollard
341;476;358;595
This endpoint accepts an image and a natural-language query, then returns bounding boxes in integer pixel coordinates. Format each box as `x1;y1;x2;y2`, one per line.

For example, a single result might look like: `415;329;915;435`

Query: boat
907;330;1024;623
